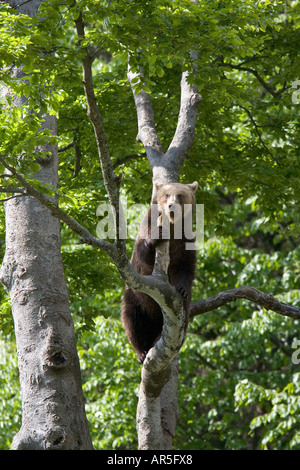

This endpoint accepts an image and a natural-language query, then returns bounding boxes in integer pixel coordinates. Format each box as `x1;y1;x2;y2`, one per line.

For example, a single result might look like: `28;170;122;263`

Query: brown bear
122;181;198;363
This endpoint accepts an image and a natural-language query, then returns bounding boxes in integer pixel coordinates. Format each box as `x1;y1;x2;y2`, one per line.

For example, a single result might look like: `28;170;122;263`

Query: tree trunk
134;215;184;449
137;356;179;450
0;0;93;450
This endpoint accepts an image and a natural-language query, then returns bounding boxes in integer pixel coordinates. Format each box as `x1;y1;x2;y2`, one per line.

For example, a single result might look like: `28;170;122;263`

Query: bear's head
154;181;198;224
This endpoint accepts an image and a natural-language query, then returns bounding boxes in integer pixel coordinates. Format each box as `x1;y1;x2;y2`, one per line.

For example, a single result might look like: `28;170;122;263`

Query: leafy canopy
0;0;300;450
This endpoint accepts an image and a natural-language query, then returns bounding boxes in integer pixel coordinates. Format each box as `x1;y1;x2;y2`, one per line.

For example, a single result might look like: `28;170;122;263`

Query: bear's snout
168;203;182;220
168;203;176;210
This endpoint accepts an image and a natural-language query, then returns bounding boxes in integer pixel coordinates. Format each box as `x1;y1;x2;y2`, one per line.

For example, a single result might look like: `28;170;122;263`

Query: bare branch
0;186;25;194
75;11;124;245
127;67;164;161
165;68;201;165
0;154;113;253
0;194;27;203
190;286;300;320
75;14;117;187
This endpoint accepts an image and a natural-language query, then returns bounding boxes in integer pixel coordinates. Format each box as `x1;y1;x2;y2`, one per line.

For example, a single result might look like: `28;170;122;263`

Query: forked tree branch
127;63;201;182
190;286;300;320
127;0;201;184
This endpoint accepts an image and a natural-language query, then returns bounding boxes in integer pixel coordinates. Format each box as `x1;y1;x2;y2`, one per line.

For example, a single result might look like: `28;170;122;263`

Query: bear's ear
188;181;198;192
154;182;164;192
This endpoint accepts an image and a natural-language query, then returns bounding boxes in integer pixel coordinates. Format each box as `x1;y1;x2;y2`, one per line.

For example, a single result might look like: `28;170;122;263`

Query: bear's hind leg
122;290;163;363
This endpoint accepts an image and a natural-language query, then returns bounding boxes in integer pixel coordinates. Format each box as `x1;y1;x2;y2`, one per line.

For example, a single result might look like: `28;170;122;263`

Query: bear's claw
176;285;188;299
139;351;148;364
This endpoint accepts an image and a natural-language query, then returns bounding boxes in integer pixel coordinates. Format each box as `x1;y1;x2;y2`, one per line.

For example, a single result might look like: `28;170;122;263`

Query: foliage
0;339;21;449
0;0;300;450
176;226;300;450
78;317;140;449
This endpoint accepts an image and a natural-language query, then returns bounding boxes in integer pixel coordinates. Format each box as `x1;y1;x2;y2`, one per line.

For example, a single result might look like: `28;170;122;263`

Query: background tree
0;0;93;450
0;0;300;450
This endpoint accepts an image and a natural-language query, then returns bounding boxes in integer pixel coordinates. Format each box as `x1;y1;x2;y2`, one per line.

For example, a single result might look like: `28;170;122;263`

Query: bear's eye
177;194;183;201
165;194;169;200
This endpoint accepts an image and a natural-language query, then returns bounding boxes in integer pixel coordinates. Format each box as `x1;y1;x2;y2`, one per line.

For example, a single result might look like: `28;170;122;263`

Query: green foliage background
0;0;300;449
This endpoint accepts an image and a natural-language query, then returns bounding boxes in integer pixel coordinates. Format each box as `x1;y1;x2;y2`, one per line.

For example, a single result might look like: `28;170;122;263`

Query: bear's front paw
145;226;169;249
175;284;188;299
144;238;162;249
139;351;148;364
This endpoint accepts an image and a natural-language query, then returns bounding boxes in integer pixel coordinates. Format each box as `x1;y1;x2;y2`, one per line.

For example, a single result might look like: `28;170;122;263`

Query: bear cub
122;181;198;363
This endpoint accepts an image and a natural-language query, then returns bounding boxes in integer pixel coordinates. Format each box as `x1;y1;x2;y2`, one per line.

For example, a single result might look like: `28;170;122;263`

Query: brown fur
122;182;198;363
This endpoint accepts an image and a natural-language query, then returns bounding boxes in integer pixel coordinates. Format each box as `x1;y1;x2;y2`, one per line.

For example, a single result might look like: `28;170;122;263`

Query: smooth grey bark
135;241;182;450
127;69;201;186
190;286;300;319
0;0;93;450
0;119;93;450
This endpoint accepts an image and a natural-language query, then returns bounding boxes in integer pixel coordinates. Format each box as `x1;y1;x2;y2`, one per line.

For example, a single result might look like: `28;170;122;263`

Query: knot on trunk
42;343;68;370
191;92;202;106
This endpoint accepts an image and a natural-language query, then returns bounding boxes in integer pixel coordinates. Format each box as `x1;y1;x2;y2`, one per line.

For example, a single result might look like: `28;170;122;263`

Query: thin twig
113;153;147;169
0;194;27;203
240;105;280;165
127;66;165;160
0;154;113;252
58;143;74;153
218;60;287;99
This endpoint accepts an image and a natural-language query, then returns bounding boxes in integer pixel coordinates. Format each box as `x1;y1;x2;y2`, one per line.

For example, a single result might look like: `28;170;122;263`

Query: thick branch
190;286;300;320
165;67;201;165
127;67;164;160
142;214;185;372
